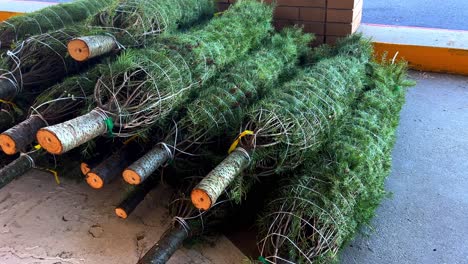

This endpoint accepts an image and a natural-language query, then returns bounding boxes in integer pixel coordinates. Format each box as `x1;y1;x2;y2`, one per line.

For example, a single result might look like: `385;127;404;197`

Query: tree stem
37;109;108;155
0;115;46;155
191;148;250;210
0;150;42;189
115;176;159;219
0;79;17;100
68;35;117;62
137;225;189;264
0;110;15;133
123;145;171;185
86;142;142;189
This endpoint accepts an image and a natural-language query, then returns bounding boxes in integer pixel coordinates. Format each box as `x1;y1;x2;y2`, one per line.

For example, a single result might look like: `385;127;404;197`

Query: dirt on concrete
0;170;246;264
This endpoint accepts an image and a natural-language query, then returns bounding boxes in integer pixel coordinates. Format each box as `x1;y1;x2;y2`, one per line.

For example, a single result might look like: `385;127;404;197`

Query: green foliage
0;0;115;50
89;0;215;47
0;0;214;104
0;28;89;101
30;64;104;123
94;0;273;136
180;27;312;145
257;59;414;263
224;35;372;204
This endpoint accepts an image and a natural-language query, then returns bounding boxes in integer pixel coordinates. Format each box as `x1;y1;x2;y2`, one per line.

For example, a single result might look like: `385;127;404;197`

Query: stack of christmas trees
0;0;414;263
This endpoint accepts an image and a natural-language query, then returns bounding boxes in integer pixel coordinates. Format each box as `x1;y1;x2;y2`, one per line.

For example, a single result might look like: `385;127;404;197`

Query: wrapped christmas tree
191;35;373;210
257;59;414;263
0;66;102;155
0;29;86;101
38;0;273;155
0;0;215;103
0;0;115;51
68;0;215;61
122;28;312;185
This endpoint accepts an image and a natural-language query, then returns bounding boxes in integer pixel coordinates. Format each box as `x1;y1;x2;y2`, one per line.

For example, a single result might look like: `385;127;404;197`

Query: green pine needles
37;0;273;155
191;35;373;210
185;28;313;140
0;0;115;50
243;35;372;173
0;28;87;101
93;0;274;136
121;28;311;186
0;0;214;103
91;0;215;46
257;59;414;263
68;0;216;61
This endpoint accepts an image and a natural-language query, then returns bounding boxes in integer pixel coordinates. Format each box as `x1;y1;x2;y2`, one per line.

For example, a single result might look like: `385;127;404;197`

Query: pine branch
193;35;373;209
257;59;413;263
0;0;115;51
123;28;311;186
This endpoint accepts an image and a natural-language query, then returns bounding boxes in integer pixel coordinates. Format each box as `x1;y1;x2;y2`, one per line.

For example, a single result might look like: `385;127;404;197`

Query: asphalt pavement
29;0;468;30
363;0;468;30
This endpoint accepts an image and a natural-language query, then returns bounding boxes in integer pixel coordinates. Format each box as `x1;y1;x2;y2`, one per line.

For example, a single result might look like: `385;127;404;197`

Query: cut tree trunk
37;109;108;155
191;148;250;210
0;79;17;100
81;155;107;176
80;138;118;175
122;145;171;185
68;35;117;62
0;115;46;155
86;142;142;189
80;162;92;176
137;224;189;264
0;150;43;189
115;176;159;219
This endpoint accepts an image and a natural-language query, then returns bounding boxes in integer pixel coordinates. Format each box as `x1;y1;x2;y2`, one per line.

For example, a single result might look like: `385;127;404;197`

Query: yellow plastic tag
123;135;138;145
34;144;42;150
228;130;254;154
46;169;60;185
0;99;18;109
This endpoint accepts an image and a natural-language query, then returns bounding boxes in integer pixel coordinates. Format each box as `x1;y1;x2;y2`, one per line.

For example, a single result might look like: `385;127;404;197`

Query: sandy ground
0;170;246;264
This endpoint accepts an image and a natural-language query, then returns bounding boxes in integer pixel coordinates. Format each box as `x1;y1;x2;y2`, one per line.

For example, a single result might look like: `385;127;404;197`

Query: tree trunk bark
68;35;117;62
115;177;159;219
0;110;15;133
0;115;46;155
0;79;17;100
123;145;171;185
137;225;189;264
37;109;108;155
86;142;142;189
0;29;15;51
191;148;250;210
0;150;42;189
80;156;106;176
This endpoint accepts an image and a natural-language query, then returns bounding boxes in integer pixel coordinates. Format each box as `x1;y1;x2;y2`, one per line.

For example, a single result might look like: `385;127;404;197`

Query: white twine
173;216;192;236
103;32;126;50
20;152;36;169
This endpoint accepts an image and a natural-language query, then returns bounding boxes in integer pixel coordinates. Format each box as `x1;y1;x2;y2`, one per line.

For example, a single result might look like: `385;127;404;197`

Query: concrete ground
341;72;468;264
0;172;246;264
